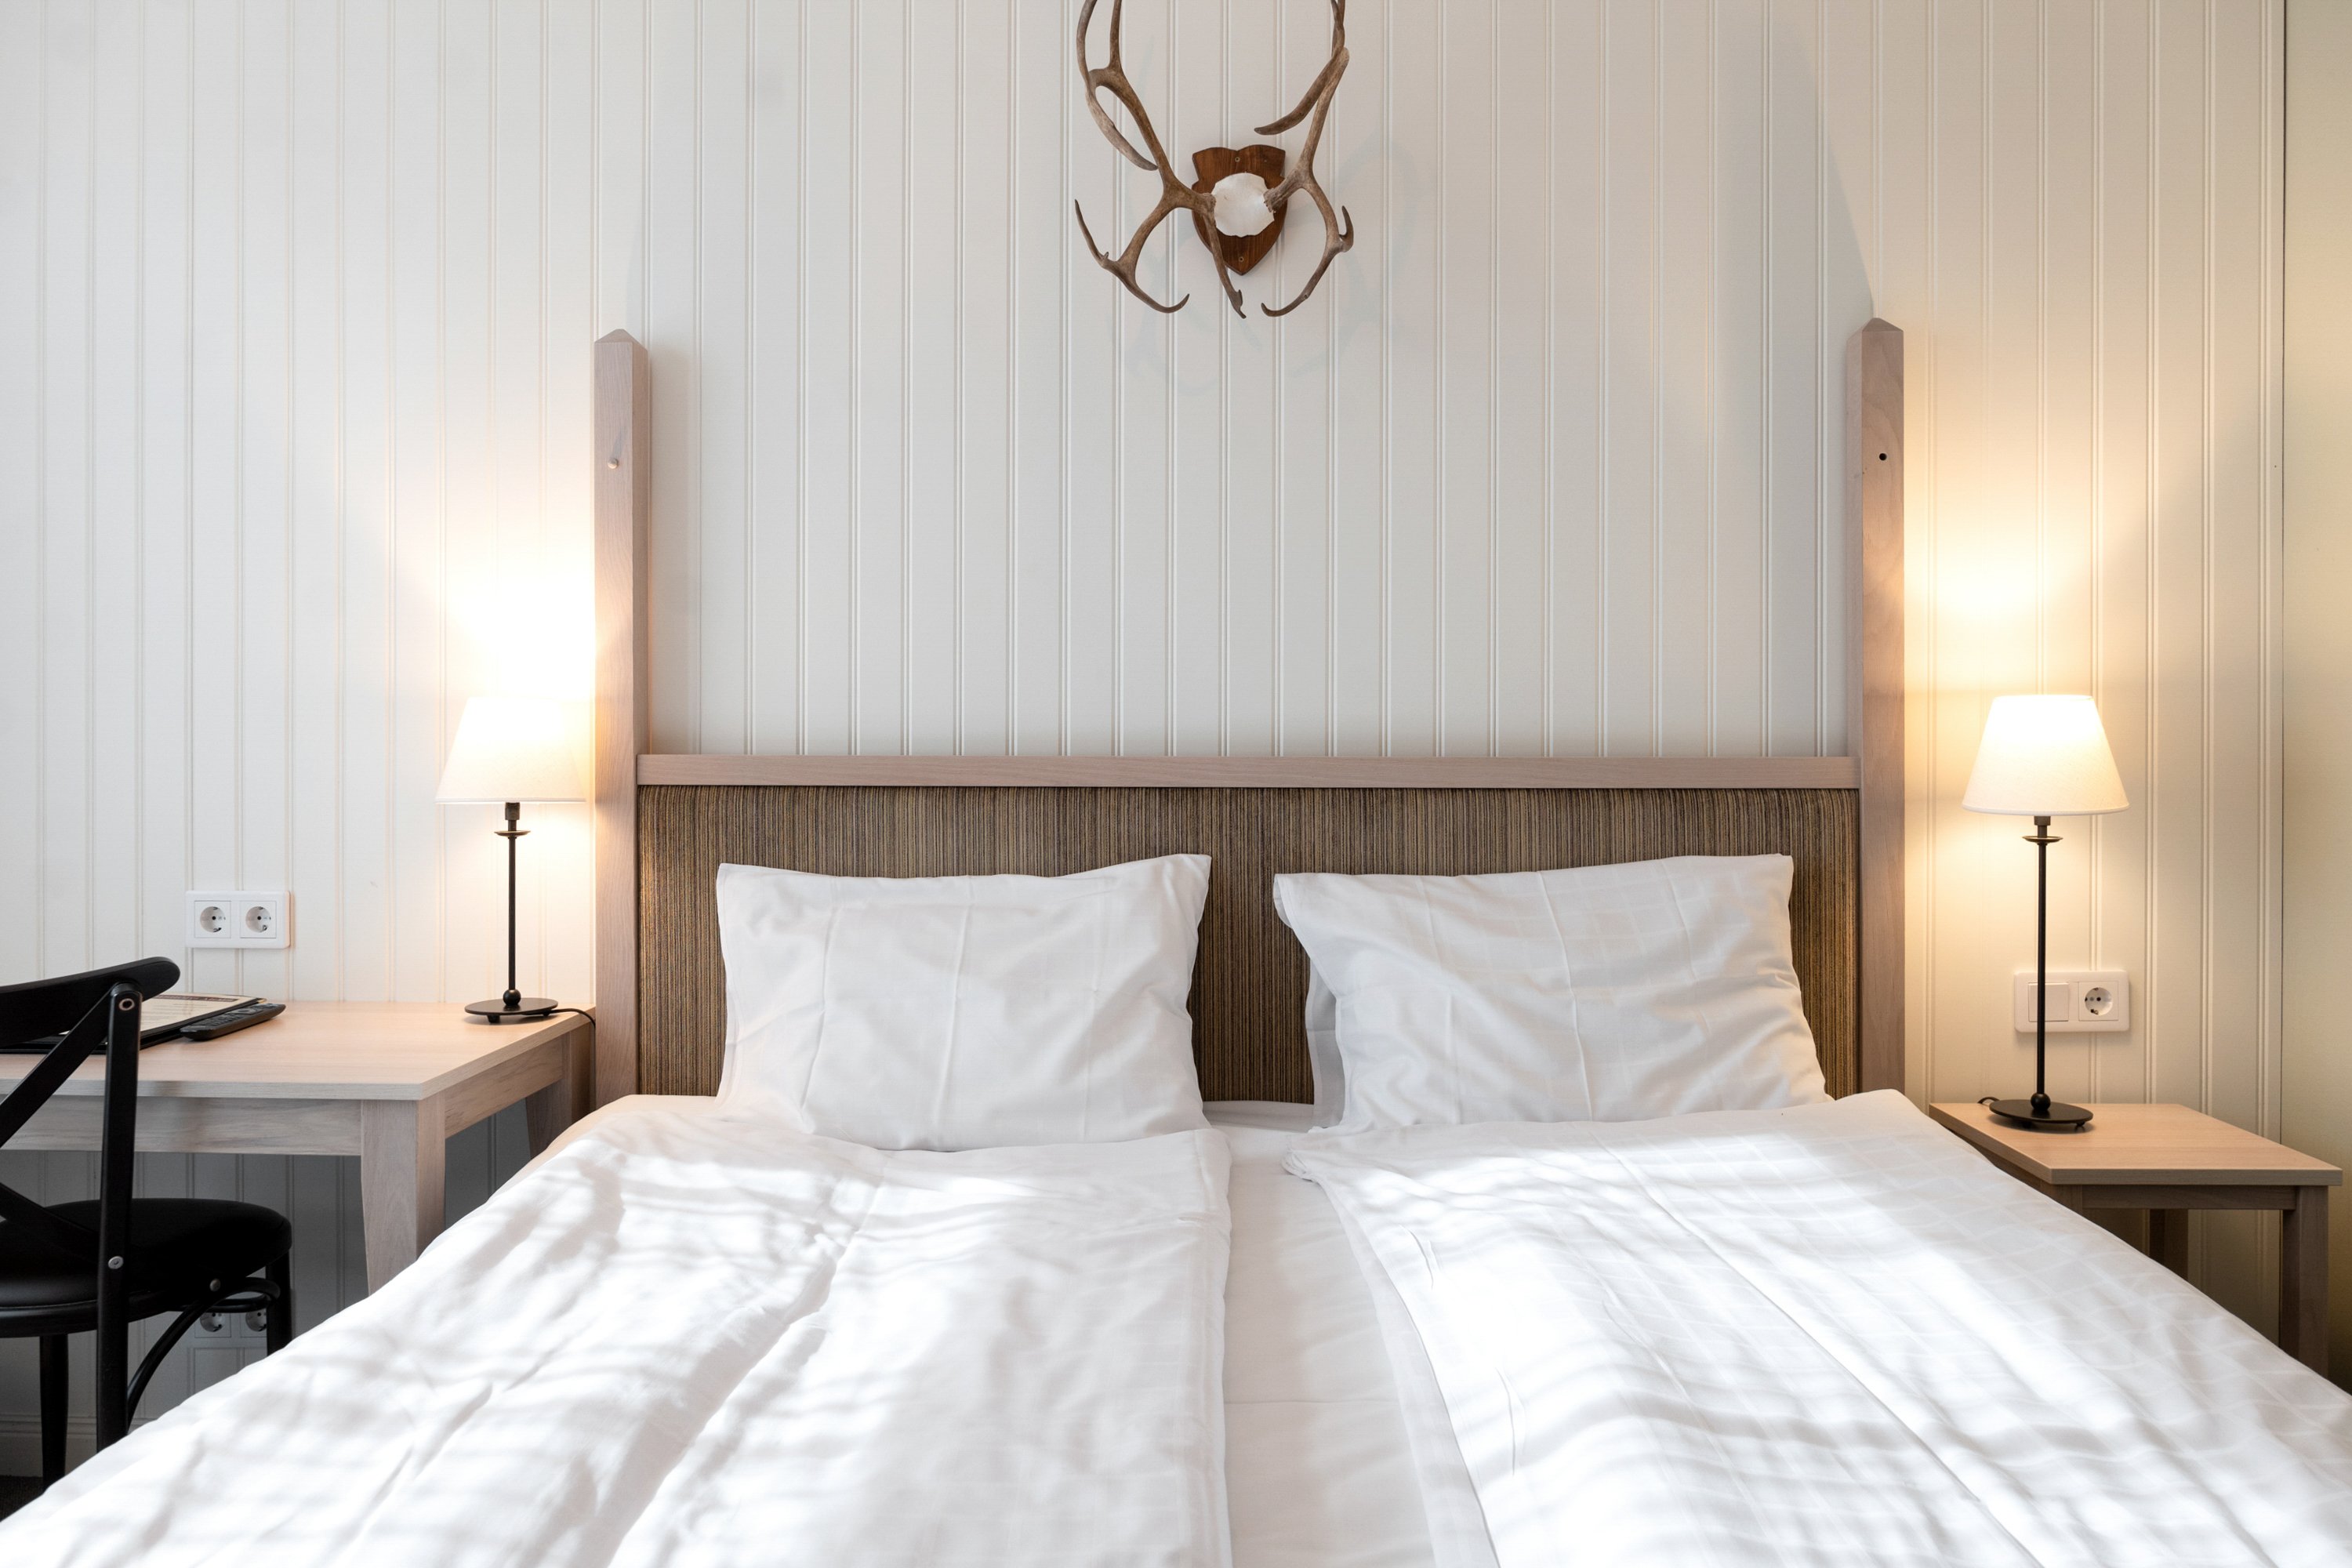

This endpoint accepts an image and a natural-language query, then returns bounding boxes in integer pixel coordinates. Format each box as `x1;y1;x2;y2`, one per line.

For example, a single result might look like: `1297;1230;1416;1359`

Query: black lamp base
464;997;559;1024
1985;1096;2094;1131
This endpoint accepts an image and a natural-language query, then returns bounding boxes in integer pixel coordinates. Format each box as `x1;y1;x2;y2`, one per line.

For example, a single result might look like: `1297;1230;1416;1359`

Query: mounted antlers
1073;0;1247;318
1073;0;1354;320
1251;1;1354;318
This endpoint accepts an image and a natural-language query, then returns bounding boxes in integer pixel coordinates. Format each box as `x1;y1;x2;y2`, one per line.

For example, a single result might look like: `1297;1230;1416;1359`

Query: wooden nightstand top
1929;1101;2341;1188
0;1002;592;1102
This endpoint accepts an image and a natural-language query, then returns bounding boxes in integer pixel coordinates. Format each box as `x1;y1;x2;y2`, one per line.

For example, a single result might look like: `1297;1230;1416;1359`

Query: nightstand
1929;1101;2341;1374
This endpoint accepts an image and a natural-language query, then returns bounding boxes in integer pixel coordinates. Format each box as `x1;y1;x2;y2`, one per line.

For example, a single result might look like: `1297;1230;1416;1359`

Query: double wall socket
2012;969;2129;1033
187;891;291;950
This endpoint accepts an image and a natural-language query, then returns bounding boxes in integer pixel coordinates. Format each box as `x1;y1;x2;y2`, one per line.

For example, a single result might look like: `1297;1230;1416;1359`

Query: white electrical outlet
187;891;292;950
2012;969;2129;1033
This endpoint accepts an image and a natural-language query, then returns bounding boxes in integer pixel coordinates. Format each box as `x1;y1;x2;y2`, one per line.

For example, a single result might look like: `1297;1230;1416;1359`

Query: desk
0;1004;593;1291
1930;1100;2341;1374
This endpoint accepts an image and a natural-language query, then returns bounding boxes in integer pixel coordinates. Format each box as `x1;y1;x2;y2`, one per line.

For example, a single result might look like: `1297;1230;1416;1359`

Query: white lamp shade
1962;694;2129;817
434;696;588;804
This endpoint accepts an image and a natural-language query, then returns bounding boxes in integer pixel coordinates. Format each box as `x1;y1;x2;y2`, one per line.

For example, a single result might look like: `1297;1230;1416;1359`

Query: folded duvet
4;1104;1233;1568
1289;1091;2352;1568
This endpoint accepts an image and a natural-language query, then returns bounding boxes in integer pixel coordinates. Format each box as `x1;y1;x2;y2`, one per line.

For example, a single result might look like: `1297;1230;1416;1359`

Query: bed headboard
589;321;1907;1107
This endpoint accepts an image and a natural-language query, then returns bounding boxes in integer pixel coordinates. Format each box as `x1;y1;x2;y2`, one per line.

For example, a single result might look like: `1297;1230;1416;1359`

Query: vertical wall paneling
0;0;2295;1449
0;0;593;1452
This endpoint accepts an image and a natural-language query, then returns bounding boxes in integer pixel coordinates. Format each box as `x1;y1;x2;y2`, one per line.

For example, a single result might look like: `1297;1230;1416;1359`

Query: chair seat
0;1199;292;1324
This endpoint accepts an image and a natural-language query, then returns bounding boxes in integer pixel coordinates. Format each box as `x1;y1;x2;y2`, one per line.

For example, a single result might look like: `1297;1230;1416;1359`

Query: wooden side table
0;1004;594;1291
1929;1101;2342;1374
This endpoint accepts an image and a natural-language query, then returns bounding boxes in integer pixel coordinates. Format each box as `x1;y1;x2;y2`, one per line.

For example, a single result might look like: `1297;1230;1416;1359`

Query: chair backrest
0;957;180;1249
0;959;180;1053
0;958;178;1450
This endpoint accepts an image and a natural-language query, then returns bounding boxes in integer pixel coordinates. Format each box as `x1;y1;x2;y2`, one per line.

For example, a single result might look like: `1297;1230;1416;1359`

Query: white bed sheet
1291;1091;2352;1568
2;1102;1233;1567
1208;1102;1491;1568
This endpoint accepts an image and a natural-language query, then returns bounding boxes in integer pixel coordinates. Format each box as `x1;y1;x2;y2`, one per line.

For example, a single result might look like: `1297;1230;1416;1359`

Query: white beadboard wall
0;0;2290;1450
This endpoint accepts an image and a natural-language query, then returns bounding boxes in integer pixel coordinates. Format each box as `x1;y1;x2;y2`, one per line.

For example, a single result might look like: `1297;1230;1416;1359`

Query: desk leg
2147;1209;2190;1276
524;1023;589;1156
361;1098;446;1293
2280;1186;2328;1376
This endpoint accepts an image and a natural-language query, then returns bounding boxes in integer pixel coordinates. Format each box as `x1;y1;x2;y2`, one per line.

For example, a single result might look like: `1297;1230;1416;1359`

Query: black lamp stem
466;800;552;1024
2029;813;2057;1117
497;801;525;1011
1987;815;2090;1131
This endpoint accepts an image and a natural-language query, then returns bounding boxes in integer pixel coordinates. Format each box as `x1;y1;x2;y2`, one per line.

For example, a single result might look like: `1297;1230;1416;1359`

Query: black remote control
176;1001;286;1041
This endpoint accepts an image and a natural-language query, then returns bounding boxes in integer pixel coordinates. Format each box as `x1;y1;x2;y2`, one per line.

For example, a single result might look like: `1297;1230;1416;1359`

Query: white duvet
1290;1091;2352;1568
2;1103;1234;1568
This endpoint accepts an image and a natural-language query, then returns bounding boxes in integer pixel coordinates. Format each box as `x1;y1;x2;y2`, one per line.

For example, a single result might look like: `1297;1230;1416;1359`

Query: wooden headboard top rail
590;320;1907;1107
637;754;1861;789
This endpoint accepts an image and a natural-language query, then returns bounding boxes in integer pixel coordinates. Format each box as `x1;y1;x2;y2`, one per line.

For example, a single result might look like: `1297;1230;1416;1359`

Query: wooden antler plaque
1189;145;1288;275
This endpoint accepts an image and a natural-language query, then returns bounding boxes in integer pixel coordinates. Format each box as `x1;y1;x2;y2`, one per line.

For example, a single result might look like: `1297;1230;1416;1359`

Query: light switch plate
187;891;291;949
2013;968;2128;1033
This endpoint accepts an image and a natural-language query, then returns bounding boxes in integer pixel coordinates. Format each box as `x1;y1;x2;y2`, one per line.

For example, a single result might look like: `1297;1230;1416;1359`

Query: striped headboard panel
634;782;1860;1103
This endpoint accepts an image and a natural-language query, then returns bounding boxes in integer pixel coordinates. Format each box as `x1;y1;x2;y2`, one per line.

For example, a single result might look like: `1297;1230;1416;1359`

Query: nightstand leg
2280;1186;2328;1376
2147;1209;2190;1276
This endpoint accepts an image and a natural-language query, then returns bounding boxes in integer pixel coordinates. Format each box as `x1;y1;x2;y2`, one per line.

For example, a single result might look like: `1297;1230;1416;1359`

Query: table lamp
435;695;587;1022
1962;694;2129;1130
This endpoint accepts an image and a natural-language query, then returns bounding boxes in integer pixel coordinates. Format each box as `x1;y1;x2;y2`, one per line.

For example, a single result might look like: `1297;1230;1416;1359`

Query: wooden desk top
1929;1101;2342;1188
0;1002;592;1102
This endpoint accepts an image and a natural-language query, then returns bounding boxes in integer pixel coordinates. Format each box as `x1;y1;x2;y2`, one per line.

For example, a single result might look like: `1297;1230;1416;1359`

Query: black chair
0;960;294;1490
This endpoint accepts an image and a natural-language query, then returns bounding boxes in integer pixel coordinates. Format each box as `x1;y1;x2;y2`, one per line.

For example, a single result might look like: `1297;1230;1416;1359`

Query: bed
583;319;1904;1555
575;314;2351;1563
13;317;2347;1563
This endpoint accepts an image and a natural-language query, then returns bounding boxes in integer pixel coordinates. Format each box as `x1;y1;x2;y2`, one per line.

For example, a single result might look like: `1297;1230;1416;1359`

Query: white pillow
715;855;1214;1150
1273;855;1828;1130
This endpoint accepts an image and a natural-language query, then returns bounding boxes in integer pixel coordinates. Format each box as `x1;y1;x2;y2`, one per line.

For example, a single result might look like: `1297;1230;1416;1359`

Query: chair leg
94;1294;129;1451
38;1335;67;1489
264;1250;293;1354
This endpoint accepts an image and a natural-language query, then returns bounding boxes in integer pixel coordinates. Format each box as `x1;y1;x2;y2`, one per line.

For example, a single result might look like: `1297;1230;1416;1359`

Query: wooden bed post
1847;318;1905;1094
593;331;650;1106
